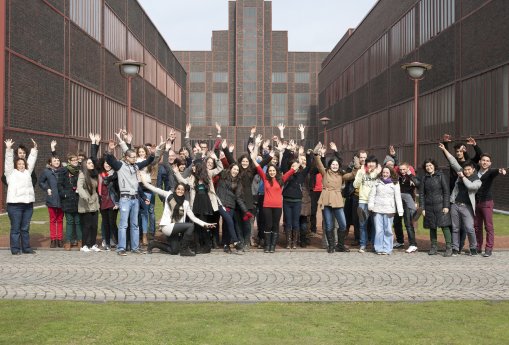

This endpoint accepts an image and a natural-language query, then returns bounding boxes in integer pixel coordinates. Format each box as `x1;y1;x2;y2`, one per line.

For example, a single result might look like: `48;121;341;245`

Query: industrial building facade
319;0;509;209
0;0;187;207
175;0;328;150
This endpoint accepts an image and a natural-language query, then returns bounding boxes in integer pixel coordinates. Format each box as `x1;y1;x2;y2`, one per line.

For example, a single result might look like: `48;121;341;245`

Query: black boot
291;230;298;249
57;240;63;248
180;236;196;257
269;231;279;253
285;230;291;249
335;230;350;252
147;240;173;254
50;240;56;248
299;230;307;248
264;232;271;253
325;231;335;253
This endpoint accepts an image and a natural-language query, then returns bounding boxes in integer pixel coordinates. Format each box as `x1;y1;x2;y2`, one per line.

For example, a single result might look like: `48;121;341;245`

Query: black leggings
80;211;98;248
100;208;118;245
263;207;282;234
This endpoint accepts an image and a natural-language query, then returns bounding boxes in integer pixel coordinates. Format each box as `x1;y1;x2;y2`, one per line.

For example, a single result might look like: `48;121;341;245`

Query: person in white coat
4;138;38;255
140;173;216;256
368;167;404;255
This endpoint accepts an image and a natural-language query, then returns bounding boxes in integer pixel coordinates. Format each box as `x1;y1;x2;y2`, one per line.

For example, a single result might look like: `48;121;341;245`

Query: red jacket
256;165;295;208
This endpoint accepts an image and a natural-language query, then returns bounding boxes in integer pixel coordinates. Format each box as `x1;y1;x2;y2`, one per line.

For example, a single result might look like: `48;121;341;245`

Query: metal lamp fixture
401;61;432;170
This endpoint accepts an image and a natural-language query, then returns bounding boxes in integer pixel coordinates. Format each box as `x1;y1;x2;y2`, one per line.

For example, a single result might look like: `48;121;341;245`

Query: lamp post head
115;59;146;78
320;117;330;127
401;61;432;80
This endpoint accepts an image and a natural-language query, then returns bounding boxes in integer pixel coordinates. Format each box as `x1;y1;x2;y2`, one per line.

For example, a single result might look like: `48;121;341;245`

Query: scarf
67;164;79;176
169;193;186;222
382;177;393;184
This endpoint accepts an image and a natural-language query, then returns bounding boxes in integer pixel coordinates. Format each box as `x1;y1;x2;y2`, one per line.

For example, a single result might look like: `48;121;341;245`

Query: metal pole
127;76;132;133
0;0;6;211
413;78;419;170
324;126;327;146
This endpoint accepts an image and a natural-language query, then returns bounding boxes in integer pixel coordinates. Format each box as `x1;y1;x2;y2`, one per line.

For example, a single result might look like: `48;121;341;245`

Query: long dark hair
169;183;186;221
81;159;98;196
192;161;210;187
237;154;255;181
265;163;283;187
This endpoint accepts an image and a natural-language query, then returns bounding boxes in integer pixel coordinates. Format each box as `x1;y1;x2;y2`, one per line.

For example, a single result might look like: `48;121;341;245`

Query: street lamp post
115;59;145;133
320;116;330;145
401;62;432;170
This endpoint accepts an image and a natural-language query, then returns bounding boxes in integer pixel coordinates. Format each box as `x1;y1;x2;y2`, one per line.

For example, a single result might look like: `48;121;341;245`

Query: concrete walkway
1;250;507;302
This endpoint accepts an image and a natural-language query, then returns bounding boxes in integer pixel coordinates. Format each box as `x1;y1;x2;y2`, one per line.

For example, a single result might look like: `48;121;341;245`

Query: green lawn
1;202;509;237
0;300;507;344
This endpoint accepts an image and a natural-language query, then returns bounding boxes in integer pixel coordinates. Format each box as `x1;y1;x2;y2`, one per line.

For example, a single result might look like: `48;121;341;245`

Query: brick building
0;0;187;208
319;0;509;210
175;0;328;151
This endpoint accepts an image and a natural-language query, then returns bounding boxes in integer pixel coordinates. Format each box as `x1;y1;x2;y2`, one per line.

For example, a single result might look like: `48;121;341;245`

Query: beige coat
77;171;100;213
315;156;357;209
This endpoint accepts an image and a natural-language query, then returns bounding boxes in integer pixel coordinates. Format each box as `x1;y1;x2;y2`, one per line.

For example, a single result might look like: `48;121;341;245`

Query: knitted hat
383;155;395;165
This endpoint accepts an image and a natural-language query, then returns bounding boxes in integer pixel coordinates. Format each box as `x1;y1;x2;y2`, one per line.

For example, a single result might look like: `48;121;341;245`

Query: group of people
4;123;506;258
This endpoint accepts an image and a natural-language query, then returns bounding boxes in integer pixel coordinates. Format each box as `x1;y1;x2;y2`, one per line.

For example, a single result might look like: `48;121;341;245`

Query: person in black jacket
281;146;312;249
474;154;507;257
58;152;82;250
419;158;452;257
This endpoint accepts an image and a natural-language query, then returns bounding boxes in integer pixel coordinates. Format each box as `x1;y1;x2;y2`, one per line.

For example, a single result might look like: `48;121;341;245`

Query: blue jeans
359;203;373;247
283;200;302;231
322;206;346;234
373;213;394;254
139;192;154;235
118;197;140;251
7;203;34;254
218;206;239;244
148;193;156;235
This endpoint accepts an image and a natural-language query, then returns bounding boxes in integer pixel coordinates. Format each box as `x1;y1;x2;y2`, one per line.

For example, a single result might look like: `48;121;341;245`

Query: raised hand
329;142;338;152
185;123;192;133
221;139;228;150
194;142;201;153
438;142;446;151
466;137;477;146
31;138;37;149
215;122;221;134
50;140;57;151
298;124;305;133
89;132;95;143
4;139;14;149
125;132;133;144
209;151;218;160
389;145;395;156
499;168;507;175
228;144;235;153
250;126;257;135
114;129;123;141
94;133;101;143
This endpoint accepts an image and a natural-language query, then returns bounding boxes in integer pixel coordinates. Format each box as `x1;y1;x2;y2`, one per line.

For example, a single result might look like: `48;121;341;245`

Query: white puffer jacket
5;148;38;204
368;179;404;216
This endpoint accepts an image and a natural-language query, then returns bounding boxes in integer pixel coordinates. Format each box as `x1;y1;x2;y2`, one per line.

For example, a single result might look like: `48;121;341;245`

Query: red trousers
48;207;64;240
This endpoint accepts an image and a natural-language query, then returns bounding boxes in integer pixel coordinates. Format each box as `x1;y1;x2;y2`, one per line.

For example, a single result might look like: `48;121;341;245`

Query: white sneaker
358;246;366;253
91;244;102;252
393;242;404;249
405;245;418;253
80;245;91;252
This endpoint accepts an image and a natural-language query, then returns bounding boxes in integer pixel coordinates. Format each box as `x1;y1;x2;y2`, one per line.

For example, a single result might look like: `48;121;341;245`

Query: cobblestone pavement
0;249;507;302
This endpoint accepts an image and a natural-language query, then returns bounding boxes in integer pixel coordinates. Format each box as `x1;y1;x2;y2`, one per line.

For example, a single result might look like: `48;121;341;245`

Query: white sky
137;0;378;52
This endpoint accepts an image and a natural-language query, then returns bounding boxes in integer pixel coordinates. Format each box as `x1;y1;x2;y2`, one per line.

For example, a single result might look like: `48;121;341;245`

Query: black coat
39;167;65;208
57;167;80;213
419;171;451;229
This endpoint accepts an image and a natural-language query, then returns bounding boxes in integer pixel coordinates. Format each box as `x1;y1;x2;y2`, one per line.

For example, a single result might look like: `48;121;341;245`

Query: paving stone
0;250;508;302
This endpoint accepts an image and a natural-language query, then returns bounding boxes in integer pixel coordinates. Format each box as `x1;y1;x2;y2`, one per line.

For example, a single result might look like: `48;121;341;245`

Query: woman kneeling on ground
139;174;216;256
